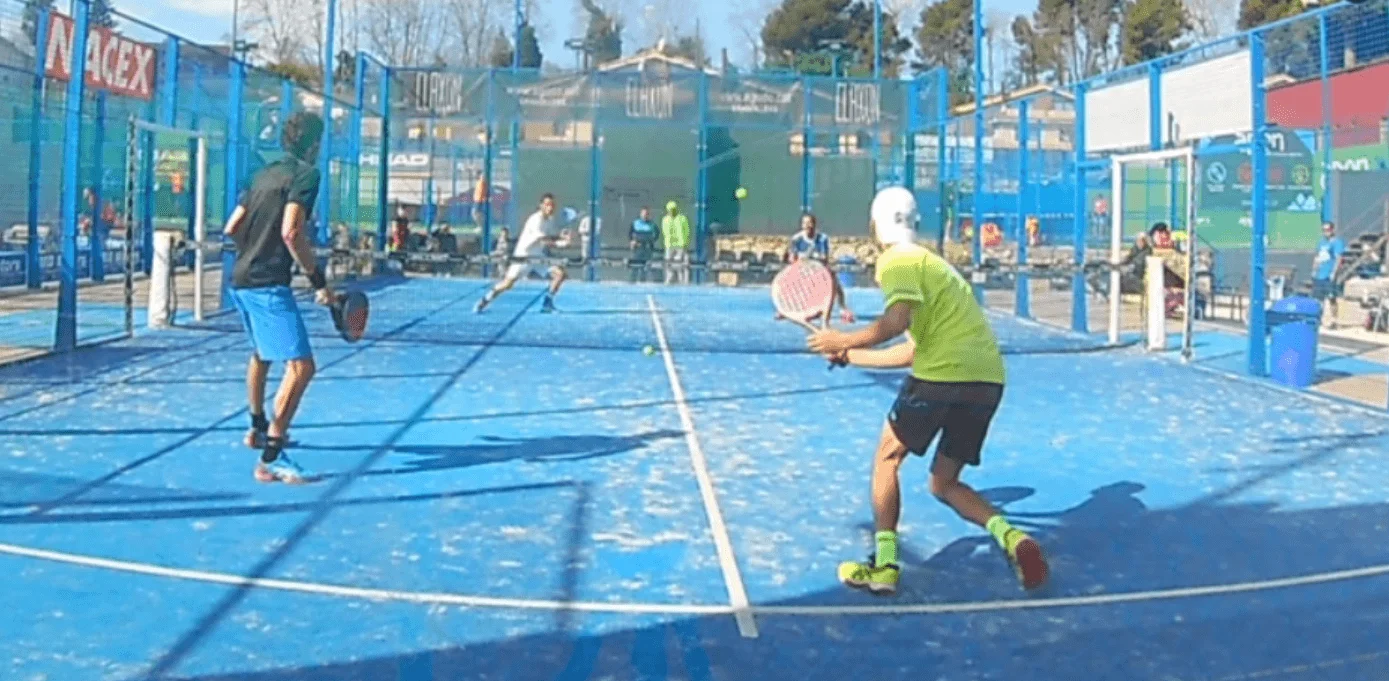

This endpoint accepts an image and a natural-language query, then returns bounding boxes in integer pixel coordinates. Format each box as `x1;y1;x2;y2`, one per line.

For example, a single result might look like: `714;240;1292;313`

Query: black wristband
308;269;326;290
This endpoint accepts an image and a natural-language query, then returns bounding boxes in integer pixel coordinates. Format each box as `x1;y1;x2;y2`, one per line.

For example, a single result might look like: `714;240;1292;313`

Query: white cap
870;186;918;247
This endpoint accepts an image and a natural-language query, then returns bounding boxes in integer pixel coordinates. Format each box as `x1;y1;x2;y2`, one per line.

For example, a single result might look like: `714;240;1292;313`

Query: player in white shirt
474;193;571;314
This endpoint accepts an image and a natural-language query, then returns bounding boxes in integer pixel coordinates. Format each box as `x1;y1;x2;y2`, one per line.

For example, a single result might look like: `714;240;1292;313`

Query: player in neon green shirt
808;186;1048;595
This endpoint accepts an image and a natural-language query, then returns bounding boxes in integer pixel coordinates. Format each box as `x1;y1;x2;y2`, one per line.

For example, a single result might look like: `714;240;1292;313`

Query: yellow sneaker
838;557;899;595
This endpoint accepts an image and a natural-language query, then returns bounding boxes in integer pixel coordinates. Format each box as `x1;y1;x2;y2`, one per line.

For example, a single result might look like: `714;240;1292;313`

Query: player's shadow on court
303;430;685;478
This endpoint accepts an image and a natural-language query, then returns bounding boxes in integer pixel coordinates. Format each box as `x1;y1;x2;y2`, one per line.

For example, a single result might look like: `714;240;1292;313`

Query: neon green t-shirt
875;243;1006;385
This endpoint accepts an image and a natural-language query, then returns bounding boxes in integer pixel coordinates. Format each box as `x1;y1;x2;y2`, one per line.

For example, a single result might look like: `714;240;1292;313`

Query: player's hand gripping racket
329;291;369;343
771;260;847;370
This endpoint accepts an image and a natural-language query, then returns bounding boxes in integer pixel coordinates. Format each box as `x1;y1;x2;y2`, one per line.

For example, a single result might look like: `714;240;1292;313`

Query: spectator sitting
433;223;458;255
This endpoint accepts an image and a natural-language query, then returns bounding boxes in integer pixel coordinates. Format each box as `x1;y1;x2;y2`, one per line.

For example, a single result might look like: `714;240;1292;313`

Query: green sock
985;515;1015;547
874;531;898;567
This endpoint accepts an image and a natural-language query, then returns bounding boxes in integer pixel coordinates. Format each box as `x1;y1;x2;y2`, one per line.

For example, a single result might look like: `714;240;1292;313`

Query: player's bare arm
835;335;915;369
224;205;247;237
809;300;913;355
281;202;333;304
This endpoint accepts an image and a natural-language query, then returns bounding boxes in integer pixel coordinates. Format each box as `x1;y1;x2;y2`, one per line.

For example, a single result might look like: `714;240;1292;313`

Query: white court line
646;295;758;638
3;540;1389;617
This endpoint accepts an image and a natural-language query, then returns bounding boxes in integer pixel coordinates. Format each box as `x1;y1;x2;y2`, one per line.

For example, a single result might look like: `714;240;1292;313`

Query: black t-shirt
231;157;321;289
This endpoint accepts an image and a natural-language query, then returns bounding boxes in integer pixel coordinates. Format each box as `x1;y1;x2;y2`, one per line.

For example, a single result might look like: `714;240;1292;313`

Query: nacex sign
45;13;158;102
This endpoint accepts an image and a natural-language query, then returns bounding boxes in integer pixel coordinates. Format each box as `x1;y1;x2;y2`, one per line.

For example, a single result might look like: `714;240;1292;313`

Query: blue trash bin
837;255;857;289
1267;296;1321;389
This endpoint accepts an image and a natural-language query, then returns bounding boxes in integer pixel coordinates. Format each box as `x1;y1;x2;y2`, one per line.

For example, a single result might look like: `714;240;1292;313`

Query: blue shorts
229;286;313;361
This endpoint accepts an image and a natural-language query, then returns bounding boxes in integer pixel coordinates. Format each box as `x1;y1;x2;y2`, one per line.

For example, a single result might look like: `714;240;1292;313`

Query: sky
131;0;1043;71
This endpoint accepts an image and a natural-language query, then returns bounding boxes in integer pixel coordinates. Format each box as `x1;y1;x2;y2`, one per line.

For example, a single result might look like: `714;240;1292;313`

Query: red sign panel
45;13;158;102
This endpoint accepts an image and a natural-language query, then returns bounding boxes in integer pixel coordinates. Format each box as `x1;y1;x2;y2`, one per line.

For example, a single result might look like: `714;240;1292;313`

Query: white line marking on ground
3;540;1389;617
646;295;758;637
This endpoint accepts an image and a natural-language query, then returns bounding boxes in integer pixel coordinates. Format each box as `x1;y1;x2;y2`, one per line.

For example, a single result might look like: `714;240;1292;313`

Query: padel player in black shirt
223;112;333;484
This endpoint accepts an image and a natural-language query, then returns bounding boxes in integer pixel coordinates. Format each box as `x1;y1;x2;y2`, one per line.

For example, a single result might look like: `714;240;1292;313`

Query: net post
1015;98;1031;320
1071;81;1089;334
1248;32;1269;377
124;116;138;337
55;0;92;353
25;6;48;290
1109;156;1122;345
1145;255;1166;350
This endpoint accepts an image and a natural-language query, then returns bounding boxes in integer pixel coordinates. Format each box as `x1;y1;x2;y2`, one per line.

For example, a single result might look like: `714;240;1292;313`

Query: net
187;248;1136;357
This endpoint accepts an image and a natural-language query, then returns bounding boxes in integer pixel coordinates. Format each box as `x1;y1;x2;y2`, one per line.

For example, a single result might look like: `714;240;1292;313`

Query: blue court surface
3;275;1389;681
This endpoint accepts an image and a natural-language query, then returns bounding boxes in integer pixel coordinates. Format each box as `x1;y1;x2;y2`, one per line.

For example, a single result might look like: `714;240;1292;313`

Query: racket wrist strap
308;269;326;290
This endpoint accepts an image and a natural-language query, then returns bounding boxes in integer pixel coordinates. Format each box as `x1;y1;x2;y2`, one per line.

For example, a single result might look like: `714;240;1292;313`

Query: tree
22;0;55;46
667;35;709;65
1122;0;1190;65
90;0;116;28
914;0;972;102
517;21;543;68
581;0;623;66
488;29;512;68
1010;15;1054;88
762;0;910;75
1237;0;1306;30
1186;0;1238;39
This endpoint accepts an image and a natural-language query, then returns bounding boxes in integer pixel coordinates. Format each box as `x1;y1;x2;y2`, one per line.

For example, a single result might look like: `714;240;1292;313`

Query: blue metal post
587;116;600;283
146;38;179;274
1319;14;1332;224
1072;81;1089;333
318;0;337;245
695;71;709;284
25;8;49;289
1248;34;1269;376
186;64;203;269
55;0;91;352
449;145;458;224
352;52;367;234
481;70;494;273
376;66;392;251
279;79;293;140
936;68;948;251
224;59;245;309
514;0;524;70
873;0;881;78
90;92;107;282
423;119;435;226
971;0;985;304
904;77;917;192
1149;63;1162;151
1016;99;1031;319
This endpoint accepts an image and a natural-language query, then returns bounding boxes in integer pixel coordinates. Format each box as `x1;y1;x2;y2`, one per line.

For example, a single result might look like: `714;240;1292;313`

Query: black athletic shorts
887;377;1004;466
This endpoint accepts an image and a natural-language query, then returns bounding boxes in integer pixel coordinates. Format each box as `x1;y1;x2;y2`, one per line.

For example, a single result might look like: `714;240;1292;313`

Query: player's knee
929;474;956;501
285;357;316;383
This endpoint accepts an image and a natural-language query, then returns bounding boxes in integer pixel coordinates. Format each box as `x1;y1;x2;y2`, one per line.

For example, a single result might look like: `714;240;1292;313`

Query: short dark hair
282;112;324;161
540;193;555;203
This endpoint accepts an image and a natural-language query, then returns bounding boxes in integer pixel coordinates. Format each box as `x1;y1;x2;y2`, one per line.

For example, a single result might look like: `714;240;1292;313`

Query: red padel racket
771;260;845;369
